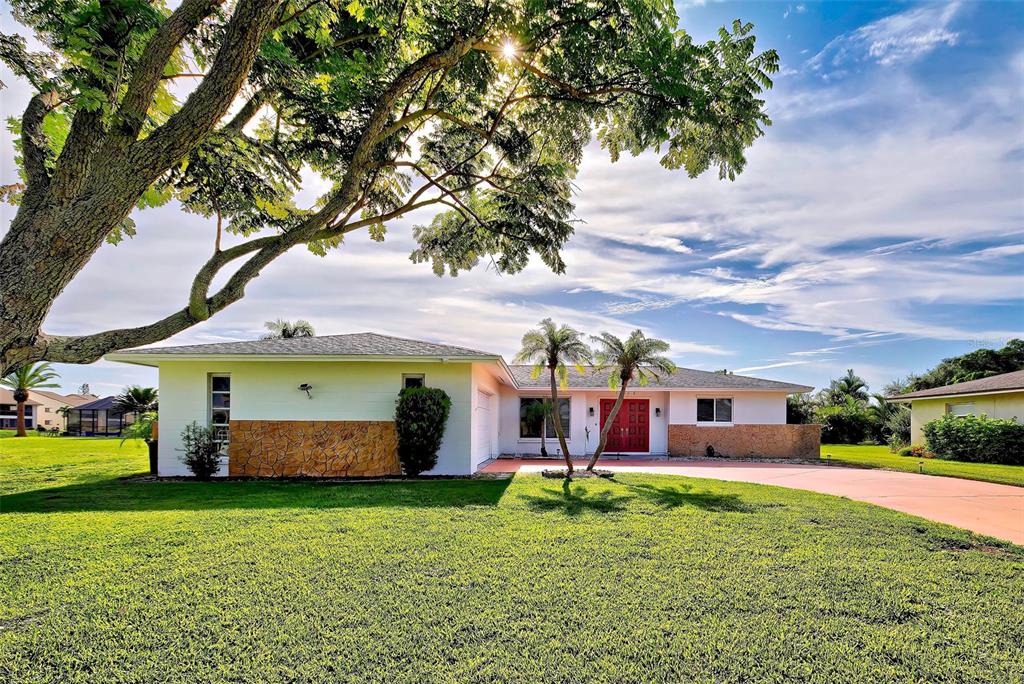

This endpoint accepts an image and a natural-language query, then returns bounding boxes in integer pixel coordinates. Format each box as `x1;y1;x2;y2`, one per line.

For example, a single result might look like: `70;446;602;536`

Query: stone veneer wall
668;424;820;459
228;420;401;477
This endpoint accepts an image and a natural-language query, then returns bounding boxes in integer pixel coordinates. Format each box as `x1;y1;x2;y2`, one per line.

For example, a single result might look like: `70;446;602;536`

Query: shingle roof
29;389;96;407
0;389;40;405
112;332;500;358
509;365;812;393
891;369;1024;400
72;396;119;411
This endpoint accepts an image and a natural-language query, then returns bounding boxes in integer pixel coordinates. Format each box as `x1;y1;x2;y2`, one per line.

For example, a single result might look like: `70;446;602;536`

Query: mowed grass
1;439;1022;683
821;444;1024;487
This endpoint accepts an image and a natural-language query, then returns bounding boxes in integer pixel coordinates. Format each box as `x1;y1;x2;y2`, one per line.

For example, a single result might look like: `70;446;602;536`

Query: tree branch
18;90;60;190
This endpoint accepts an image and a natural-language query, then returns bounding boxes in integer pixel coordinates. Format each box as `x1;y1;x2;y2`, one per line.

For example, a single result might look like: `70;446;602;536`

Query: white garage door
475;390;494;463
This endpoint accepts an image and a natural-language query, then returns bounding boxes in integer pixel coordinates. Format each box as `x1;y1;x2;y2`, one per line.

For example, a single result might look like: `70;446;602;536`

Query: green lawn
2;438;1022;683
820;444;1024;487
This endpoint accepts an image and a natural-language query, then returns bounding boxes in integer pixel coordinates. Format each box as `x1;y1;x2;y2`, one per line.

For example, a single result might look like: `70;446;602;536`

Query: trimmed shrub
897;445;933;459
395;387;452;476
179;422;222;479
886;409;912;451
922;413;1024;465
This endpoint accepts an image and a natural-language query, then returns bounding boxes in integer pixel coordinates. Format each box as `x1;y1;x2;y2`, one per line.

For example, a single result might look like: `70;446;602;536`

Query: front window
519;397;571;439
697;398;733;423
946;403;975;417
210;374;231;454
402;373;425;389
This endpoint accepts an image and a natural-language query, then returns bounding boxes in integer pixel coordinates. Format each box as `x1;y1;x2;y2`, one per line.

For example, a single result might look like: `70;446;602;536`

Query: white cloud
808;2;961;75
734;360;810;373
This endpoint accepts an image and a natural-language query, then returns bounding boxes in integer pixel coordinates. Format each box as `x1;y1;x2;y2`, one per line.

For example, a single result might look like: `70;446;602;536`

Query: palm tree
1;362;60;437
513;319;592;474
823;369;869;405
112;386;159;417
522;399;553;458
587;330;675;471
261;319;315;339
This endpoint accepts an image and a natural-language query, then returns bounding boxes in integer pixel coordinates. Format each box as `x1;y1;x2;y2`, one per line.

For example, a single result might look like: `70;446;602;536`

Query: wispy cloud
734;360;809;373
808;1;961;75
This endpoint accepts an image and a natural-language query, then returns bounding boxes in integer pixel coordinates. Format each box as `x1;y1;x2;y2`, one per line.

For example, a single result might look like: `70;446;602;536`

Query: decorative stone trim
668;424;820;459
228;420;401;477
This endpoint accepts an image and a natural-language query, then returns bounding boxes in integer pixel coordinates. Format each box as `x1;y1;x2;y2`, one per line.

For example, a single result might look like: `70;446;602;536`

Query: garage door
475;390;494;463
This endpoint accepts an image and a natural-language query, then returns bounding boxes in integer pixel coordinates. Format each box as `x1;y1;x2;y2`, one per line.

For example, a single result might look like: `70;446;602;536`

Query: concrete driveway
480;459;1024;545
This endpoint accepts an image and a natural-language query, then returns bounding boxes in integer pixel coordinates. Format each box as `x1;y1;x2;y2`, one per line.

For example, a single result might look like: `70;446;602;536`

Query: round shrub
394;387;452;476
923;413;1024;465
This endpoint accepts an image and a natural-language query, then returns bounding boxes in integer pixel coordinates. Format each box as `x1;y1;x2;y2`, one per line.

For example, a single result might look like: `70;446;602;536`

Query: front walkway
480;459;1024;544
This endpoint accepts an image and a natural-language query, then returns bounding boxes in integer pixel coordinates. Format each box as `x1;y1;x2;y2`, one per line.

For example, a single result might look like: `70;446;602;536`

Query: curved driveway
480;459;1024;544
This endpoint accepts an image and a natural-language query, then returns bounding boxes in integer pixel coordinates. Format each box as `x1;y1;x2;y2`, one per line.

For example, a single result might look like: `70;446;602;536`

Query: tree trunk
586;380;630;471
549;366;573;474
15;401;27;437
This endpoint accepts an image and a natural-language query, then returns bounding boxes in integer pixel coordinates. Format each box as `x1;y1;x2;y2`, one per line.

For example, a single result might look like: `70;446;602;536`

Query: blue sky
1;0;1022;396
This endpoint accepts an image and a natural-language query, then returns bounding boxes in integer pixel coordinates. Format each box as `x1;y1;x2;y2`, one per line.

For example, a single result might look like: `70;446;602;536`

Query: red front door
600;399;650;452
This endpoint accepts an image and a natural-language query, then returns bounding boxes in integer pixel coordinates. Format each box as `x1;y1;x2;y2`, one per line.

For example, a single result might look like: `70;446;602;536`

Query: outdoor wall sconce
588;407;595;417
298;383;313;399
655;407;662;417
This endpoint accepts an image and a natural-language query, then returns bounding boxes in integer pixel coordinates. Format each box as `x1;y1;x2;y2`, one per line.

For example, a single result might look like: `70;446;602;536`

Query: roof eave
889;387;1024;402
104;352;506;367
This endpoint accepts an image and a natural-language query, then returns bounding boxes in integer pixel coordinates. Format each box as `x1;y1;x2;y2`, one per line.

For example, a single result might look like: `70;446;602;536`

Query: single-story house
891;370;1024;444
106;332;817;477
0;389;40;431
65;396;137;437
28;390;96;430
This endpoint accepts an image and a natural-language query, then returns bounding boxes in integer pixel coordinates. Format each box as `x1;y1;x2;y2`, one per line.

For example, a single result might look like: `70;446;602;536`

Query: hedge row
922;413;1024;465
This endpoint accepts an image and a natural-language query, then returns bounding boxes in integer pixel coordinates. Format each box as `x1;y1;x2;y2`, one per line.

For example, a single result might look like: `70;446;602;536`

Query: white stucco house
107;332;817;477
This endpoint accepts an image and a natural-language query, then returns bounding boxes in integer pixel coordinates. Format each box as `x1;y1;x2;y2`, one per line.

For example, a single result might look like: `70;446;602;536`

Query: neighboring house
106;332;817;477
891;370;1024;444
0;389;40;430
65;396;137;437
28;390;96;430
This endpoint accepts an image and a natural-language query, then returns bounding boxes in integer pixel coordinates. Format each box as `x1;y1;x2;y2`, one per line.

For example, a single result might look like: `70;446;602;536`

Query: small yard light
919;460;924;474
826;453;831;465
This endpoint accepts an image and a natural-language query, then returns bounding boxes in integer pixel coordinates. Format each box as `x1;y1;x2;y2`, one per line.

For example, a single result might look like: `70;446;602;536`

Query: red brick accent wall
228;420;401;477
667;424;820;459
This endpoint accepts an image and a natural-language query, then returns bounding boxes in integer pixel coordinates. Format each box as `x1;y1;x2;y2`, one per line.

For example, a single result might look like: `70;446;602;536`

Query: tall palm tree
112;386;159;417
587;330;675;471
261;319;316;339
513;319;592;474
1;362;60;437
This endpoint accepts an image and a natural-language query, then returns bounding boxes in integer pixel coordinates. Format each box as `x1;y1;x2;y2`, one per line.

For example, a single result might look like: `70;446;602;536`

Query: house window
210;374;231;454
946;403;975;417
697;398;733;423
45;407;51;413
519;398;570;439
402;373;425;389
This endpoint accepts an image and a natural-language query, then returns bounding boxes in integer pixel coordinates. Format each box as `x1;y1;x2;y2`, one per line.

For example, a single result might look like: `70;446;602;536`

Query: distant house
891;370;1024;443
65;396;137;437
0;389;41;430
28;390;97;431
106;332;817;477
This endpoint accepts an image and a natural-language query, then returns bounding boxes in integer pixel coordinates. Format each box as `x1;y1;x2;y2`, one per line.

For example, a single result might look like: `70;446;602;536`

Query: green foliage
120;410;157;444
394;386;451;476
905;339;1024;392
513;318;592;388
592;329;675;389
4;0;778;280
816;399;872;445
1;361;60;396
786;394;816;424
178;421;221;479
923;413;1024;466
111;385;158;415
821;369;869;406
2;442;1023;682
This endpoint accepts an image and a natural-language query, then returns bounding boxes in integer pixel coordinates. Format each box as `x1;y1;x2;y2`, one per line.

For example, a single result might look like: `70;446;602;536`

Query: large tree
0;0;777;375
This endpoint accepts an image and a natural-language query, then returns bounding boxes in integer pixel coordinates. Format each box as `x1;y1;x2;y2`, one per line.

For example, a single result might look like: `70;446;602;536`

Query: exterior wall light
655;407;662;417
298;383;313;399
588;407;595;417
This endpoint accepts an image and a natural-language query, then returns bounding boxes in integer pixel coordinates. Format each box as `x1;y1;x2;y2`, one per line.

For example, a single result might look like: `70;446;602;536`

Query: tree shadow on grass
521;479;632;516
0;476;513;514
624;482;755;513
